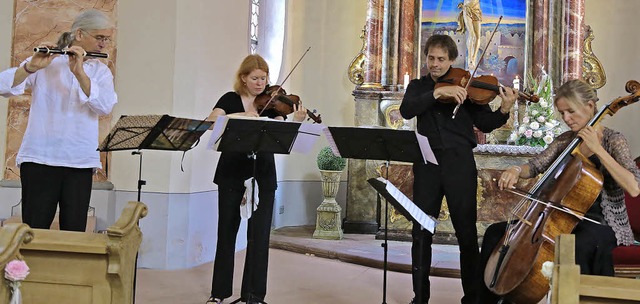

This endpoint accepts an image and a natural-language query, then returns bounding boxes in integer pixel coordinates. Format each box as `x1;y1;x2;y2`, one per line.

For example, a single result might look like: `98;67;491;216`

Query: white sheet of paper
207;115;229;150
380;177;438;233
322;127;342;157
291;123;324;154
415;131;438;165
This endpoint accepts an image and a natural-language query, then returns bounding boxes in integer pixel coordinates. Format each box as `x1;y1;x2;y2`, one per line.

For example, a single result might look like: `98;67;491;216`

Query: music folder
367;176;438;233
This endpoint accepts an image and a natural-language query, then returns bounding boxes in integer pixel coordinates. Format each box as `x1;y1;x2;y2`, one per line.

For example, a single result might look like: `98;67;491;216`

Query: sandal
206;296;223;304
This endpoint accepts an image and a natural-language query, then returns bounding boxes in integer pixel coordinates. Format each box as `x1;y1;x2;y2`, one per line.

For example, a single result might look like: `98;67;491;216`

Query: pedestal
313;170;344;240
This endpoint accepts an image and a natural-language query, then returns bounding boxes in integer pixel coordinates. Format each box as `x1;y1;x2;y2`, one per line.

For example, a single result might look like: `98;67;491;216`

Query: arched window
250;0;286;83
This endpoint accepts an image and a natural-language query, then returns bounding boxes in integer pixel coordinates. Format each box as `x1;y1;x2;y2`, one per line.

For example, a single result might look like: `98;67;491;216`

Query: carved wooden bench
551;234;640;303
0;201;147;304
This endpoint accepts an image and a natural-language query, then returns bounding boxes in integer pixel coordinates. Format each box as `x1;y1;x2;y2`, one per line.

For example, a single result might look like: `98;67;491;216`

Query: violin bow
258;47;312;116
452;16;503;119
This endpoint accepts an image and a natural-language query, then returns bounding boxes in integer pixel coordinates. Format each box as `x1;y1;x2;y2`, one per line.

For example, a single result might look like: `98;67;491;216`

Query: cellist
476;79;640;304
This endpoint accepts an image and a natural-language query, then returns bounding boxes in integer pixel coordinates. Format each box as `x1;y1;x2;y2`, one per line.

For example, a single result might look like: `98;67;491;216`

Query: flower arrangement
5;259;29;304
317;146;346;171
509;70;564;147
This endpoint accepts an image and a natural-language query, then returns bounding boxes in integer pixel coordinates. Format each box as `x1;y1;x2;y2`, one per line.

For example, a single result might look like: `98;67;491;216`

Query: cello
483;80;640;303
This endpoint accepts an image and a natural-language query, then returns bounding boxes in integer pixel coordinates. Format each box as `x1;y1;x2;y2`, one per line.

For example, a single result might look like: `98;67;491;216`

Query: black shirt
212;91;283;190
399;69;510;150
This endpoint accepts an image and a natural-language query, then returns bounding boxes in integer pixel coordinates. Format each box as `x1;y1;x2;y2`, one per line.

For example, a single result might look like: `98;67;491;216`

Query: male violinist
399;34;518;304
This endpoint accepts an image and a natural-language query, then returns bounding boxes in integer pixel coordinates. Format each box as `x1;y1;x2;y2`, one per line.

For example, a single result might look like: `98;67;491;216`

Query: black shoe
409;298;426;304
246;301;267;304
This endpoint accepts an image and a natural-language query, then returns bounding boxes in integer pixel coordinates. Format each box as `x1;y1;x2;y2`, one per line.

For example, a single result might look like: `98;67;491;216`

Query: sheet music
322;127;341;157
378;177;437;233
415;131;438;165
207;115;229;150
291;123;324;154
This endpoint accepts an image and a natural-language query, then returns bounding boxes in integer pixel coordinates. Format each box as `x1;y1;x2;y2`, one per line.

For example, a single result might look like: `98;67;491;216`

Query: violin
435;68;540;104
254;85;323;123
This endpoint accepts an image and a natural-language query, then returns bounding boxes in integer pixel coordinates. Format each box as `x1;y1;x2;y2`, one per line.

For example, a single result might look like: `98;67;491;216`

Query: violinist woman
477;79;640;304
399;34;518;304
205;54;306;304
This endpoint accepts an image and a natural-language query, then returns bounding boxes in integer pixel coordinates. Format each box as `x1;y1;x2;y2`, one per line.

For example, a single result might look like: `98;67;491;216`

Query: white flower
533;130;543;138
536;116;546;123
529;121;540;130
539;99;548;108
522;116;530;123
543;135;554;144
509;133;518;141
541;261;554;280
545;121;556;129
532;110;539;116
518;125;527;134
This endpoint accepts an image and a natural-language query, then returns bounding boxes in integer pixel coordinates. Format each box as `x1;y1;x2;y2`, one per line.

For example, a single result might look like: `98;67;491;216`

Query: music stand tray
99;114;213;152
211;115;302;155
324;126;437;164
367;177;437;233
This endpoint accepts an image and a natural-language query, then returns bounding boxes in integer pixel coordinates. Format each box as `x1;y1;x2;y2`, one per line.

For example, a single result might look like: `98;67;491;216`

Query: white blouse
0;56;118;169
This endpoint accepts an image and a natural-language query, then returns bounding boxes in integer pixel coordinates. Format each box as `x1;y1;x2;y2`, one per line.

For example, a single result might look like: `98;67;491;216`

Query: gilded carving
582;25;606;89
347;27;366;85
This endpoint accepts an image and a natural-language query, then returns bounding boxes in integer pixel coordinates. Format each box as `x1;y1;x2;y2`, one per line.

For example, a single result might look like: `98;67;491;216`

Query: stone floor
270;225;461;278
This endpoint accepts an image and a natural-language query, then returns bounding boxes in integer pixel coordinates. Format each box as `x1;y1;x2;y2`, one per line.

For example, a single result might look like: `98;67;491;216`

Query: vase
313;170;344;240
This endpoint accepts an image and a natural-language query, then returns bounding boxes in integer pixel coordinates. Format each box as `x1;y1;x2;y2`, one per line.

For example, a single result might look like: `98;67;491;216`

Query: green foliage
317;146;346;171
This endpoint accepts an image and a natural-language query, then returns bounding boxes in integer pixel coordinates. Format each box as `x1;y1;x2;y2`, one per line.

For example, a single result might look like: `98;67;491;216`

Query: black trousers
210;185;275;301
477;220;617;304
411;148;479;304
19;162;93;232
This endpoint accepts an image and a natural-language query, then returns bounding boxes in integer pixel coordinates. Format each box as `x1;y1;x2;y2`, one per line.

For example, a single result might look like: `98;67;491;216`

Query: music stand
99;114;213;200
98;114;212;304
211;116;303;304
324;126;436;304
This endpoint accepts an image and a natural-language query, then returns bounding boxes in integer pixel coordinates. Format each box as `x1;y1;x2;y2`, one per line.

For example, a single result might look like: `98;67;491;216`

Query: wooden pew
551;234;640;304
16;201;147;304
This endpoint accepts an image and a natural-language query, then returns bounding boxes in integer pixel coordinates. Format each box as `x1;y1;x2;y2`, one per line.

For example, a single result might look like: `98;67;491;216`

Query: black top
212;91;283;190
399;69;510;150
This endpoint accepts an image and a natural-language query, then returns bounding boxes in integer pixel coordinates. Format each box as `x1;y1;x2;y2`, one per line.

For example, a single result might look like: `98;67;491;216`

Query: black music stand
99;114;213;201
98;114;212;304
325;126;434;304
212;116;303;304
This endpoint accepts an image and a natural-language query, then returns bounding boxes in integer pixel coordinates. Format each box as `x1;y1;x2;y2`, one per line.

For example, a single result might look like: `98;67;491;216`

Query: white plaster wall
585;0;640;158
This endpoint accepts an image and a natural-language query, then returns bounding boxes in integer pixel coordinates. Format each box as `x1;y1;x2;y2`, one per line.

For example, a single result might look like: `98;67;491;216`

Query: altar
343;0;606;243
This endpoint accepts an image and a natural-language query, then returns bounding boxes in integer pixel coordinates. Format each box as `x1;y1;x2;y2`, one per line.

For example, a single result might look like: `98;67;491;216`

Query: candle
513;76;520;91
403;72;410;89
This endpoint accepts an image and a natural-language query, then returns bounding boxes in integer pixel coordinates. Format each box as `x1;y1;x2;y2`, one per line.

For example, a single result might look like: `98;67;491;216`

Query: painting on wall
420;0;527;87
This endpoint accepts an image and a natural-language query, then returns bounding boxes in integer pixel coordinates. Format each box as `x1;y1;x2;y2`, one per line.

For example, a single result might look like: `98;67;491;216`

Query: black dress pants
210;185;275;301
411;148;480;304
20;162;93;232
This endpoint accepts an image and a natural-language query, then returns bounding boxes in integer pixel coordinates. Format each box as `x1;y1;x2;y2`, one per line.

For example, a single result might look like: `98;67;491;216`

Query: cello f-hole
531;211;546;244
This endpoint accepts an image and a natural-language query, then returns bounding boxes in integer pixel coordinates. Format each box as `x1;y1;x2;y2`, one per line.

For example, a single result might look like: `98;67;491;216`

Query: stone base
313;201;344;240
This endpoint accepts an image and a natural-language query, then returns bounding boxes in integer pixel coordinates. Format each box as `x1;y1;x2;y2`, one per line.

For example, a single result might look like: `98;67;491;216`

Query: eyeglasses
81;30;112;43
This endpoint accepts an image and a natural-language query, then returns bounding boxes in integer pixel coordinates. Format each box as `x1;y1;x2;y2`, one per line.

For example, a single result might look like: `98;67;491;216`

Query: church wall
270;0;366;228
585;0;640;157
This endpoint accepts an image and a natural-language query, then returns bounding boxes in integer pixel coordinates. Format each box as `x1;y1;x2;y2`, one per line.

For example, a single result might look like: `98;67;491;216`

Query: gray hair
57;9;112;48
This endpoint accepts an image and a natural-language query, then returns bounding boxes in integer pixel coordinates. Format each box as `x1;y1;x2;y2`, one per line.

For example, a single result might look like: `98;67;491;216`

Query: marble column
531;0;549;79
561;0;585;82
361;0;385;89
397;0;416;83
